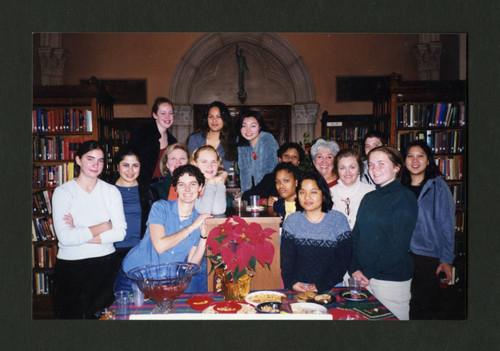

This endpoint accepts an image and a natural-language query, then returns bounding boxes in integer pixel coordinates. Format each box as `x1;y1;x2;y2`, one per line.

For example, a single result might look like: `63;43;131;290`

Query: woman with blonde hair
153;142;189;200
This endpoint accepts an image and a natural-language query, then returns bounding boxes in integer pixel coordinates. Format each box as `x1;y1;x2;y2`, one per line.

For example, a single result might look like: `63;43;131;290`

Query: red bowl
212;301;242;314
186;296;214;311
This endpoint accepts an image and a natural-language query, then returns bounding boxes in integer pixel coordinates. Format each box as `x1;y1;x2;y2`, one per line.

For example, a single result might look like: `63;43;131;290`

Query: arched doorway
169;33;319;144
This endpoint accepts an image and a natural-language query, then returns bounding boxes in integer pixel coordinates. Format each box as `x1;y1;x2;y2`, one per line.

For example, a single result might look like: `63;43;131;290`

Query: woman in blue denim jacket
401;140;455;320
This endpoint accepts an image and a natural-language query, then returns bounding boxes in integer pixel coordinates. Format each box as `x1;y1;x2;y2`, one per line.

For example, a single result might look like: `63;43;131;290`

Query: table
205;206;282;291
107;288;398;320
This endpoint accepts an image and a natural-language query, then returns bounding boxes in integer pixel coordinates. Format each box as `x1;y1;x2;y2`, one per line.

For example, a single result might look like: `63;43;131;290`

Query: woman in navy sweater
349;146;418;320
281;172;352;293
401;140;455;319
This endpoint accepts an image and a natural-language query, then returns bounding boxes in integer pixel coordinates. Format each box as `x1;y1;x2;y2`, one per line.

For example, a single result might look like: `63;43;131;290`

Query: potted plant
207;216;276;301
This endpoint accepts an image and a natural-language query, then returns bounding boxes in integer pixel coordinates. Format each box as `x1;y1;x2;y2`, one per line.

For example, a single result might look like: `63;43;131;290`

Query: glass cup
131;282;145;307
249;195;260;211
114;290;130;320
348;277;361;299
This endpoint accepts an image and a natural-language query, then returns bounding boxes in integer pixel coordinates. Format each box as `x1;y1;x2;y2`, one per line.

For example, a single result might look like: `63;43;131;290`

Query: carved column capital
38;47;66;85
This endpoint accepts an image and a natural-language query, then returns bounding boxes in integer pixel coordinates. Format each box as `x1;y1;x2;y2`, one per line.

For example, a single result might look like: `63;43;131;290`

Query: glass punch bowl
127;262;200;313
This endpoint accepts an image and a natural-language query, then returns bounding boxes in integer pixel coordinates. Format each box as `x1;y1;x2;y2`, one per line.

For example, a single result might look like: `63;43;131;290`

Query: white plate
245;291;287;306
290;302;328;314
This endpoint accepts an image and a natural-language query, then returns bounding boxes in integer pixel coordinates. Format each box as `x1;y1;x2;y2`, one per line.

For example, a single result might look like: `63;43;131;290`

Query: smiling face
118;155;140;185
153;102;174;131
368;150;400;187
240;116;261;145
298;179;323;213
405;145;429;179
279;148;300;166
337;156;360;187
175;173;202;204
207;106;224;133
166;148;189;174
76;149;104;179
275;169;298;201
194;149;219;180
313;149;335;178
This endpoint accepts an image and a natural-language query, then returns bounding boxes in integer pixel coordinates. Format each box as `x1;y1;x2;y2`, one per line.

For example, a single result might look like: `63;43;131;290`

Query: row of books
33;190;53;215
113;128;132;146
449;184;466;208
33;163;75;188
434;155;464;181
325;127;369;142
396;103;465;128
32;108;93;133
32;244;57;269
32;216;56;241
33;135;92;161
33;272;53;295
455;211;465;233
396;129;465;154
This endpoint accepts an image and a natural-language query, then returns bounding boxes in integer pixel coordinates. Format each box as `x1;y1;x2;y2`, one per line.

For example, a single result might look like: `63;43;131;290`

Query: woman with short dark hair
281;172;352;293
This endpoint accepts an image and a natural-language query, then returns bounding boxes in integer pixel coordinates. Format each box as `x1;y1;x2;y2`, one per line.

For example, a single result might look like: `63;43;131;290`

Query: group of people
50;98;455;321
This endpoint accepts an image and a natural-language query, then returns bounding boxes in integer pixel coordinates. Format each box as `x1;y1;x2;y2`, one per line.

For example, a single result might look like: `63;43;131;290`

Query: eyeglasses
342;198;350;216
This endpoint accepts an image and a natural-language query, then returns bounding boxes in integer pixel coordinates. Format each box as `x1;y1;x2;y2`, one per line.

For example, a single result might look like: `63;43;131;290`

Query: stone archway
169;33;319;143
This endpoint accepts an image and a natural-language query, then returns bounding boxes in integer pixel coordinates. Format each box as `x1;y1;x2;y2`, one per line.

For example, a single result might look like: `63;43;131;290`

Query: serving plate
341;291;369;301
245;291;287;306
290;302;328;314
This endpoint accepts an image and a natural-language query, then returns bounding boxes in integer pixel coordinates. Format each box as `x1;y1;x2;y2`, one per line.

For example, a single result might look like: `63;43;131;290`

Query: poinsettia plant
207;215;276;283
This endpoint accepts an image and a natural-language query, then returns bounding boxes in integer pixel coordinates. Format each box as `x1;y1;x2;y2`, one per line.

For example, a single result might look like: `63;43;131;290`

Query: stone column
171;104;193;144
37;33;66;85
291;103;319;143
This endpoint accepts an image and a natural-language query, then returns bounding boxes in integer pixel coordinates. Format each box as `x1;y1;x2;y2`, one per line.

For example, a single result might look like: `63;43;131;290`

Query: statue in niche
236;45;249;102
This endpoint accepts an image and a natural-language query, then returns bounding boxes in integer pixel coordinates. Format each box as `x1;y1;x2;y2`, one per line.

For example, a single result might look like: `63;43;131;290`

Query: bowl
256;302;282;313
127;262;200;313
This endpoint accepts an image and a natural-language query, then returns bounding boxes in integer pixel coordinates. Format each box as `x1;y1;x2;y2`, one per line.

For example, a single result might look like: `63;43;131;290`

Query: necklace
179;212;192;219
305;212;324;224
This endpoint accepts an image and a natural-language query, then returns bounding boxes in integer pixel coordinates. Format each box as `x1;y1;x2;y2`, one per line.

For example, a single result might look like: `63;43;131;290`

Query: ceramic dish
290;302;328;314
341;291;369;301
186;296;214;311
245;291;287;306
202;302;257;314
255;302;282;313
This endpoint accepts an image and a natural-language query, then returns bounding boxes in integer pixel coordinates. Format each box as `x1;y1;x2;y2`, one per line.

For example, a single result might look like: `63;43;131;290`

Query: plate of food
255;302;282;314
290;302;328;314
295;291;317;302
202;302;257;314
312;293;336;306
341;291;369;301
245;291;287;306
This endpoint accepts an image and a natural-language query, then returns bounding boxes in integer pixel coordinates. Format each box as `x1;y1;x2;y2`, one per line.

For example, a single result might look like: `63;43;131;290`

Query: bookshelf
320;112;372;154
372;73;467;284
32;81;114;318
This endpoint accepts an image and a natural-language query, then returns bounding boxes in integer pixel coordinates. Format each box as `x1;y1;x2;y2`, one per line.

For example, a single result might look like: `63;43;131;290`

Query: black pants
409;253;442;320
52;253;119;319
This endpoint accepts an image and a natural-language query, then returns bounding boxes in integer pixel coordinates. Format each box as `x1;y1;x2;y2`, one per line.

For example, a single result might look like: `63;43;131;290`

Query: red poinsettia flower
206;216;276;283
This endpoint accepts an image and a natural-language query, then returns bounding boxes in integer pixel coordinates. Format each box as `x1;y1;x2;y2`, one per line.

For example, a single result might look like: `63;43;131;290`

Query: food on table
314;294;332;304
291;302;327;314
202;303;257;314
246;291;287;305
260;305;280;313
296;291;316;302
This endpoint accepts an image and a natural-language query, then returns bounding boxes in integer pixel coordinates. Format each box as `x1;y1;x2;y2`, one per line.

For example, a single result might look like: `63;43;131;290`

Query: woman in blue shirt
114;165;212;293
237;111;279;193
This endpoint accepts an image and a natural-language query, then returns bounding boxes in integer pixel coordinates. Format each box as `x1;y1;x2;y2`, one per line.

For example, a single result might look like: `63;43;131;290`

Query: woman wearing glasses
330;149;375;230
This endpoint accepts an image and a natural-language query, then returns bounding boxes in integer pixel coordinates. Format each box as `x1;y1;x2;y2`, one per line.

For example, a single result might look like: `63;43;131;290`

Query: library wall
61;33;423;135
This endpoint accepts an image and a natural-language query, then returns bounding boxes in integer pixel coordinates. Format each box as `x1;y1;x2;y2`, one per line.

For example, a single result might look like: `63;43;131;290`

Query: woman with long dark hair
188;101;237;172
401;140;455;320
52;140;126;319
236;110;279;193
281;172;352;293
113;144;159;264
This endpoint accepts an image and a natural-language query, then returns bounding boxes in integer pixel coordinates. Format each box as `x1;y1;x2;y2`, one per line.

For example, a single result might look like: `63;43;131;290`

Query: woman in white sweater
330;148;375;230
52;140;126;319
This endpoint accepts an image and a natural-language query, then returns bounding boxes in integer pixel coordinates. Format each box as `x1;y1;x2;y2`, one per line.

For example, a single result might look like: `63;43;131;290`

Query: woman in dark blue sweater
349;146;418;320
281;172;352;293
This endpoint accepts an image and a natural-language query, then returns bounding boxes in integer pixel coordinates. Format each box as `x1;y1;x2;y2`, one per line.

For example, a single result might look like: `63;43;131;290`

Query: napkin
352;307;394;320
